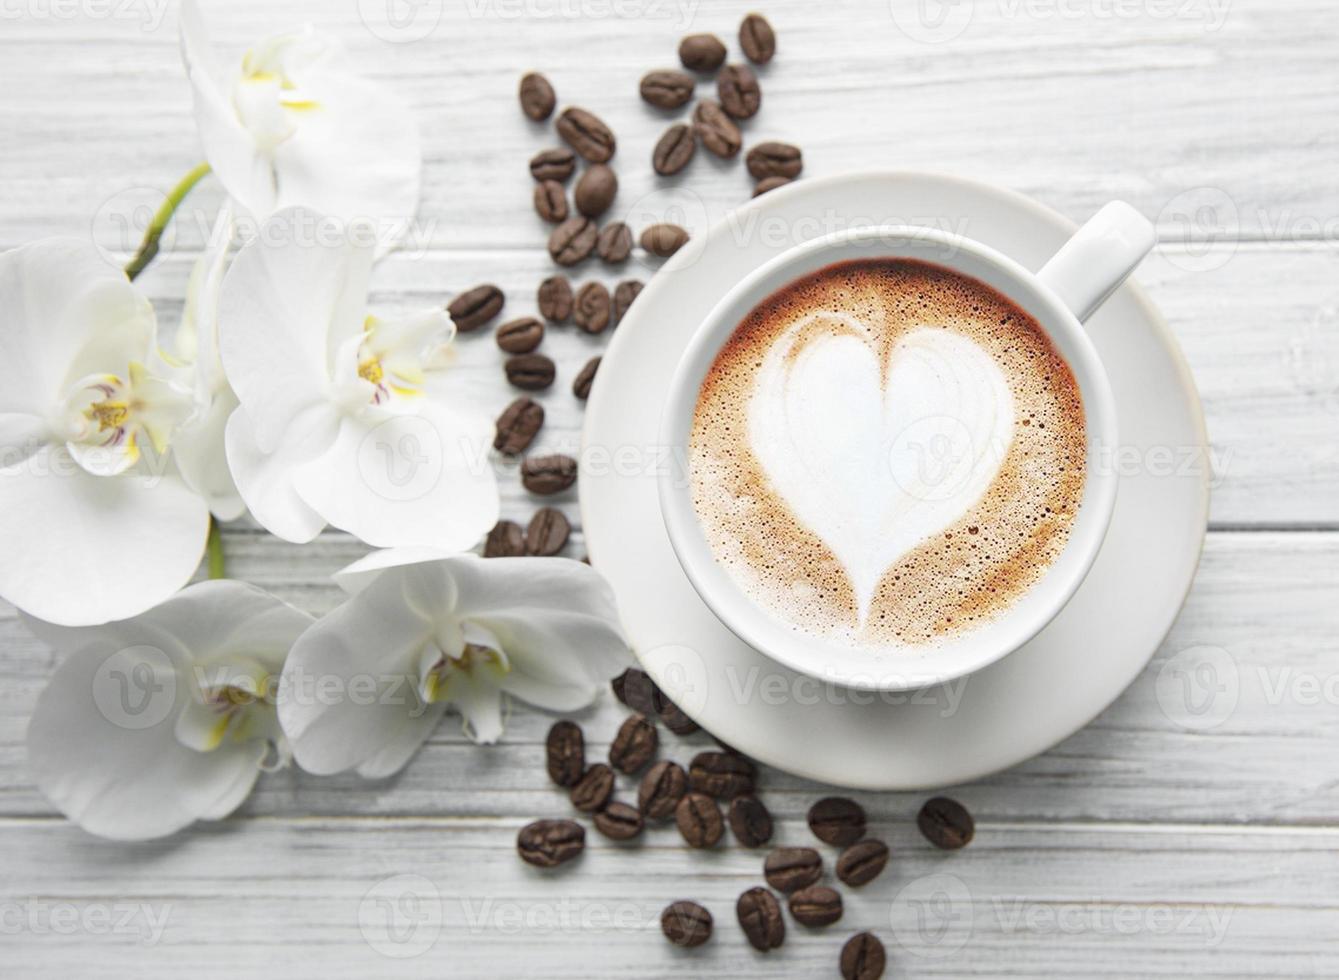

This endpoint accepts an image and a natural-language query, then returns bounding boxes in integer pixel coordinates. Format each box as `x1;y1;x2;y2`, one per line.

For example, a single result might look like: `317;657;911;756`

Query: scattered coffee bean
448;284;504;332
556;107;616;162
693;100;742;158
613;280;643;325
753;175;792;197
525;506;570;556
746;141;802;180
548;217;597;266
679;33;727;72
574;282;612;334
736;887;785;951
689;750;756;798
918;796;974;850
537;275;573;322
611;667;660;715
840;932;887;980
519;72;556;121
545;720;585;787
505;353;556;390
808;797;866;846
496;316;545;354
517;819;584;868
836;838;890;887
521;454;577;495
717;64;762;120
789;885;843;928
640;70;695;110
494;396;544;456
594;801;645;841
727;795;773;848
532;180;568;223
572;356;600;400
640;223;690;258
657;695;699;736
638;760;688;820
675;791;723;848
609;713;657;774
661;901;712;948
570;762;615;813
483;519;526;558
530;147;576;183
574;164;618;218
653;123;696;177
596;222;632;264
740;13;776;64
763;847;822;892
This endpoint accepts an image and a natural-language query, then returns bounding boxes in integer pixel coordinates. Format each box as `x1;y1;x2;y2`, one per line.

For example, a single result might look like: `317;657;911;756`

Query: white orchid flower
24;580;312;840
278;550;629;776
180;0;421;250
217;207;498;549
0;238;209;626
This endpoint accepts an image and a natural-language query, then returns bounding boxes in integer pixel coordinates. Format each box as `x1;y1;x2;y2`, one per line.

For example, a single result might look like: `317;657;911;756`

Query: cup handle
1037;201;1157;324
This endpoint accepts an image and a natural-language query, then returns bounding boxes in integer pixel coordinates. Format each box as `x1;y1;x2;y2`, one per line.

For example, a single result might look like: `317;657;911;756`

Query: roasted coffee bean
613;280;643;325
530;147;576;183
918;796;975;850
727;795;773;848
548;217;597;266
572;356;600;400
574;164;618;218
519;72;556;121
693;100;742;158
496;316;544;354
526;506;571;556
653;123;696;176
753;175;792;197
448;284;503;332
678;33;727;72
505;353;556;391
808;797;866;846
675;791;723;848
739;13;776;64
573;282;611;334
836;838;890;887
717;64;761;120
537;275;573;322
763;847;822;892
594;801;644;841
494;397;544;456
840;932;887;980
640;70;695;110
661;901;712;948
521;454;577;495
657;695;699;735
533;180;568;223
609;713;657;774
545;720;584;787
556;107;616;163
746;142;802;180
611;667;660;715
570;763;615;813
736;887;784;951
517;819;585;868
596;222;632;264
639;760;687;820
789;885;843;928
689;750;756;798
483;519;526;558
640;223;690;258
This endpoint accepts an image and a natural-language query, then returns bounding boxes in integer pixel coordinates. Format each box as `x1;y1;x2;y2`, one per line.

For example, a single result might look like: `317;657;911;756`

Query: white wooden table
3;1;1338;976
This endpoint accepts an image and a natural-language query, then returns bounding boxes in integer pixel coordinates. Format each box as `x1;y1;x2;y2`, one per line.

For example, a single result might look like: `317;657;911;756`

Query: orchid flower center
233;33;325;152
419;643;511;705
59;364;191;477
341;314;454;409
176;657;289;770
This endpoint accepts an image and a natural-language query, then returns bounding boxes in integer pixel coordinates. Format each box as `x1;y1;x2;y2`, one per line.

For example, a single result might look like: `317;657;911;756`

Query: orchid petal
175;385;246;520
223;408;331;543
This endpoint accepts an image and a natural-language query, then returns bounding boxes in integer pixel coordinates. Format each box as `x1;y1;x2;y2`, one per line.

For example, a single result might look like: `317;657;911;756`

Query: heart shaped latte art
747;313;1015;626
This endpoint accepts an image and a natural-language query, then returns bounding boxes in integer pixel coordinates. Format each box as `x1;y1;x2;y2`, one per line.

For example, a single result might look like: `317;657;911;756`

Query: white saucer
580;172;1209;790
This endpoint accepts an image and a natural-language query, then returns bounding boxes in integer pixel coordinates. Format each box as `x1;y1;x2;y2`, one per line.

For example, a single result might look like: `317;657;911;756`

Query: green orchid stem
206;518;227;579
125;162;212;282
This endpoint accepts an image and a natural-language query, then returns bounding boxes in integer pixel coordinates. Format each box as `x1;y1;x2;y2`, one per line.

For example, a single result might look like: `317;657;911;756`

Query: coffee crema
689;258;1087;648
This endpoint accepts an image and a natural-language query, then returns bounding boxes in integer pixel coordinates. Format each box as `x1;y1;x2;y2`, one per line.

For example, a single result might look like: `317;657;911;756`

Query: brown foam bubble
689;258;1087;648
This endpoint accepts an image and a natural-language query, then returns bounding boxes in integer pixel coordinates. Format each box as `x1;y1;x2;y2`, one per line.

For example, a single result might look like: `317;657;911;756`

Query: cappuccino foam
689;258;1087;648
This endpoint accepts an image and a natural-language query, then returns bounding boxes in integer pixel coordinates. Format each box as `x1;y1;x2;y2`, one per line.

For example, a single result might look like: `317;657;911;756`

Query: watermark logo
357;0;444;43
3;0;170;31
1157;186;1239;273
1155;644;1239;730
92;645;177;730
357;415;445;502
890;872;974;957
639;644;710;716
890;0;974;44
358;874;443;958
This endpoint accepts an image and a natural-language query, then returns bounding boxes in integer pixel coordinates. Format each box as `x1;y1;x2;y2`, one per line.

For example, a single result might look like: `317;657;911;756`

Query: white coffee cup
658;202;1156;691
